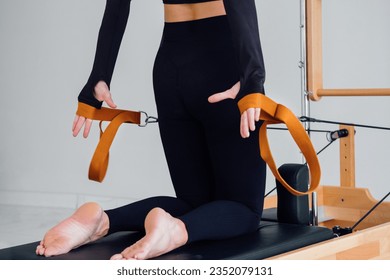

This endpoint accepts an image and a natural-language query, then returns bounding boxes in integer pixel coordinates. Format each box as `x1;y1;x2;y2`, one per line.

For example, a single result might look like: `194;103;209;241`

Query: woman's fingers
72;115;93;138
240;111;249;138
83;119;93;138
72;115;85;137
104;94;117;109
255;108;261;121
208;81;240;103
94;81;117;108
72;115;79;133
247;108;256;132
240;108;260;138
208;91;225;103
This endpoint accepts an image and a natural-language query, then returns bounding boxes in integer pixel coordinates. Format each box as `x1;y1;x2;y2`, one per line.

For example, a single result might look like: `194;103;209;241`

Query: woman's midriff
164;1;226;23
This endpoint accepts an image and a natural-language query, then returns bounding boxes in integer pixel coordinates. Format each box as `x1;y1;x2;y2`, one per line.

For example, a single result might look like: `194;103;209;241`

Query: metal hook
138;111;158;127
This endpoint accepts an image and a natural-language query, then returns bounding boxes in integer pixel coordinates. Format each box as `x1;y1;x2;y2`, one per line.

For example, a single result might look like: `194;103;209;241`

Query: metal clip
139;111;158;127
299;116;311;123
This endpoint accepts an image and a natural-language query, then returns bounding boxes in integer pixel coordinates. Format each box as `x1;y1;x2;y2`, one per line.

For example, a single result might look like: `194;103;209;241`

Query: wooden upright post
306;0;323;101
339;125;355;187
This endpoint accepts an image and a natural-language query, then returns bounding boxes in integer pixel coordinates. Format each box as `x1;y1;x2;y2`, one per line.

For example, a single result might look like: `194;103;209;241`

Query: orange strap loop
77;95;321;196
76;102;141;182
238;93;321;195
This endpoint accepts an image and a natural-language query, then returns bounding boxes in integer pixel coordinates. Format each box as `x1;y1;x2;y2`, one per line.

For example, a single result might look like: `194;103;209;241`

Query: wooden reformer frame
306;0;390;101
265;0;390;260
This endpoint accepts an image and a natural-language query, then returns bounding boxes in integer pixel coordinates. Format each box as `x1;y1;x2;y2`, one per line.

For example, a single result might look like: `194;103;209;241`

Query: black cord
351;191;390;231
300;116;390;131
264;187;277;198
267;126;331;134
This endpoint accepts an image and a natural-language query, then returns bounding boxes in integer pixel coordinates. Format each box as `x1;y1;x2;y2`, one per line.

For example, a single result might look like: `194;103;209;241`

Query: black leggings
106;15;266;243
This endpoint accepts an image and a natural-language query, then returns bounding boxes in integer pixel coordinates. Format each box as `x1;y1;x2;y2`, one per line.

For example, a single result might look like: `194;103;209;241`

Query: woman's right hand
72;81;117;138
208;81;261;139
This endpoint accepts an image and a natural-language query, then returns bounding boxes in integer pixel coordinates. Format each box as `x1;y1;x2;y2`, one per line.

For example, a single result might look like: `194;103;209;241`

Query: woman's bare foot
110;207;188;260
36;202;109;257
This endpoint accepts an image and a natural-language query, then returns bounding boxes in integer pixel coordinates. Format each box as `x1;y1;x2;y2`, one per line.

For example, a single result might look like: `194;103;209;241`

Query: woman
36;0;267;260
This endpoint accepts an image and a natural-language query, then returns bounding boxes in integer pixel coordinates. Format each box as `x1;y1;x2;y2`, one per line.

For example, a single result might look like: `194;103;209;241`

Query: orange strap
238;93;321;195
76;102;141;182
77;95;321;196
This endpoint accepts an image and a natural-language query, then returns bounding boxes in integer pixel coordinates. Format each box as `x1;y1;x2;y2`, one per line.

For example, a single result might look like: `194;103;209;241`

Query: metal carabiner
138;111;158;127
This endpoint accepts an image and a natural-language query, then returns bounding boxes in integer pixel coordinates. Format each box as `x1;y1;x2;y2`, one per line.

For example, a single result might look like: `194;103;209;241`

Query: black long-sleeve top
78;0;266;109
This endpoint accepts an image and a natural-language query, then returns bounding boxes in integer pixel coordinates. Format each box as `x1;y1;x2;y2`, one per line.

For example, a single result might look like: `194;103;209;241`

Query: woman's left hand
208;81;261;138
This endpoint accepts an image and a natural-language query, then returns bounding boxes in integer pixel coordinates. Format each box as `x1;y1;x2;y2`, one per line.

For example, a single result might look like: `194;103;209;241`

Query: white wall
0;0;389;210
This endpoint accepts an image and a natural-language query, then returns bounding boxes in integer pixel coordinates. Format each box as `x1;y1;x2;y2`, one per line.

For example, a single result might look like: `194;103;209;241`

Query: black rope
351;191;390;231
264;187;276;198
300;116;390;131
267;126;331;134
313;141;334;157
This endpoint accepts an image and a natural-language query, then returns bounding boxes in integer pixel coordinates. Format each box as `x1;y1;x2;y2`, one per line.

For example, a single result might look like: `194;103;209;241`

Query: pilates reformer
268;0;390;260
1;0;390;260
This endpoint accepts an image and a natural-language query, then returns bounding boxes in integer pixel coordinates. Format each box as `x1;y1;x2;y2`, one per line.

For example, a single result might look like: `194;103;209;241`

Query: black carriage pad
0;163;333;260
0;221;333;260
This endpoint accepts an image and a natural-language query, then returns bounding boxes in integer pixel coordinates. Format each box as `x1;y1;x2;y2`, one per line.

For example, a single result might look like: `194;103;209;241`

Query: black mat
0;221;333;260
